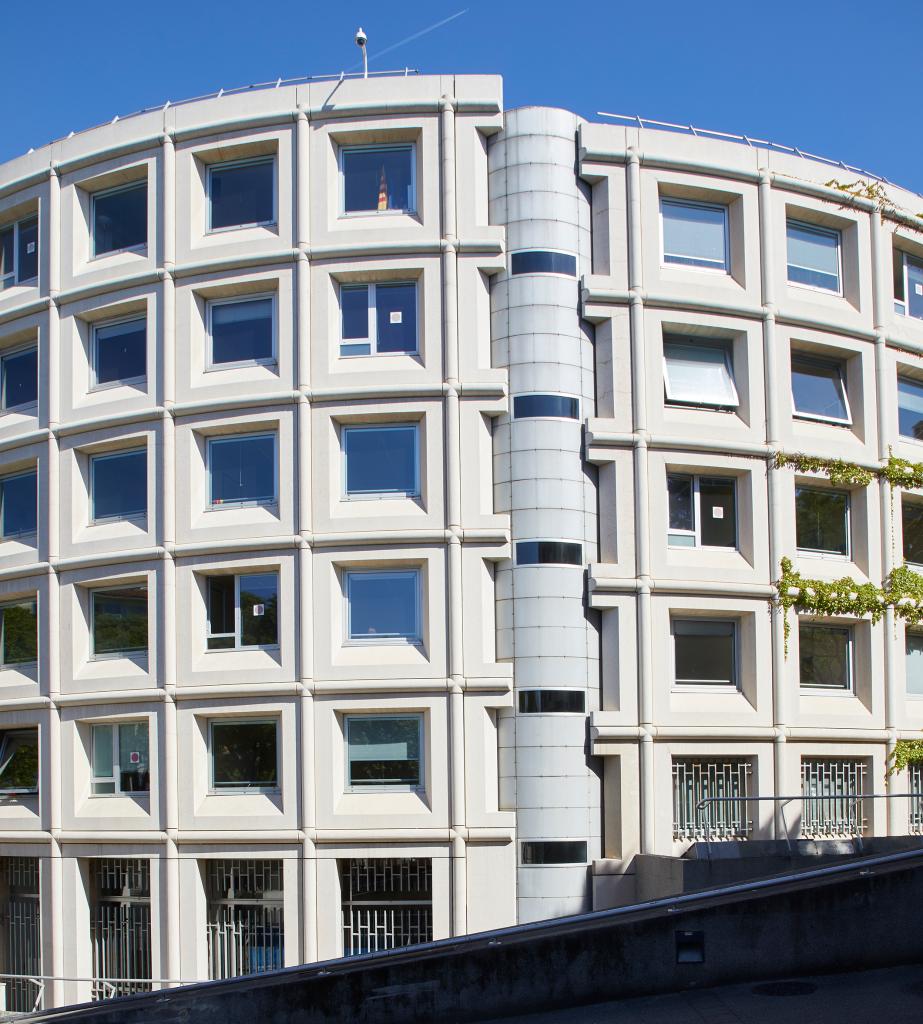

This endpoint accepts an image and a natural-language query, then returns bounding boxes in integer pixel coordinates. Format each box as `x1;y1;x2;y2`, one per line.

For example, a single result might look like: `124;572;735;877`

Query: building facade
1;71;923;1009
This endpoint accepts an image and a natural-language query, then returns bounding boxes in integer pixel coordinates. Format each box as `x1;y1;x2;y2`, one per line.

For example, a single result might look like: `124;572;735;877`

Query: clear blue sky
3;0;922;193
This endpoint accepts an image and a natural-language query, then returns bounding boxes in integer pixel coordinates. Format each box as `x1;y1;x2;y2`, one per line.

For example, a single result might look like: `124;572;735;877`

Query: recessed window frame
206;156;277;234
90;315;147;391
89;584;148;661
205;293;277;371
0;215;39;290
659;197;730;273
339;281;419;358
898;374;923;443
206;431;278;511
0;344;38;413
89;448;147;525
667;473;738;550
0;598;37;669
342;423;420;500
0;468;37;542
339;143;417;217
798;621;853;692
208;717;280;794
662;335;739;410
344;568;422;646
344;713;424;792
895;250;923;319
672;618;739;689
795;485;851;559
0;728;39;796
205;571;280;651
790;353;852;425
906;628;923;697
90;180;148;259
786;219;843;295
90;720;150;797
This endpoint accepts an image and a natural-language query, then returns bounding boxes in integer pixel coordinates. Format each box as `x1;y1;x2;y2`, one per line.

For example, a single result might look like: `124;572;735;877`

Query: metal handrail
0;971;203;1012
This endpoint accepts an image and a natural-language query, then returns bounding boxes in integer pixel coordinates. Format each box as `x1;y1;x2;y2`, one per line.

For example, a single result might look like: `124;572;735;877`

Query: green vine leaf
887;738;923;777
771;451;874;488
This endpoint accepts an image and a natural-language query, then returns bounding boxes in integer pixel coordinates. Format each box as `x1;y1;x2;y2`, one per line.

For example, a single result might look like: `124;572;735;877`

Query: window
904;499;923;566
520;841;587;865
90;450;146;524
518;690;585;714
1;347;38;411
662;337;738;409
795;486;849;556
790;354;850;424
343;425;418;498
210;720;278;792
207;296;274;367
799;622;852;690
667;474;737;549
895;251;923;320
673;619;737;687
91;722;149;795
341;145;415;214
340;282;417;357
907;631;923;696
0;599;37;668
510;251;577;276
0;730;38;794
340;858;432;957
515;541;583;566
206;573;279;650
513;395;579;420
660;198;729;272
346;569;421;643
208;158;275;231
207;433;276;508
0;470;37;540
787;220;841;293
898;376;923;441
91;586;148;659
92;182;147;256
206;860;284;979
0;216;38;289
345;715;423;789
92;318;146;387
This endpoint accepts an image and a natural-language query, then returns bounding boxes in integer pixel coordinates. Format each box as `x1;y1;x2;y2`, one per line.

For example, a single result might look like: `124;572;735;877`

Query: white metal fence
90;859;151;1000
340;858;432;957
800;759;868;839
2;857;40;1012
206;860;284;979
672;758;752;841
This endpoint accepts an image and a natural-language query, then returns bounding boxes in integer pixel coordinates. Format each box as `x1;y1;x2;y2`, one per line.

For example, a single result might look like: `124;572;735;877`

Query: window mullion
112;726;121;795
368;284;377;354
693;477;702;546
234;575;242;648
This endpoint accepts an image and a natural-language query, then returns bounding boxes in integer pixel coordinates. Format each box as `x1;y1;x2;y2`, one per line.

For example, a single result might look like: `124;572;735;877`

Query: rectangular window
1;347;38;411
790;354;851;424
898;376;923;441
0;470;37;540
345;715;422;789
91;586;148;658
672;758;752;841
90;450;146;524
907;631;923;696
339;282;417;357
92;318;146;387
91;722;150;795
208;296;274;367
510;251;577;276
515;541;583;565
206;860;284;979
0;216;38;289
0;730;38;794
673;619;737;687
662;337;738;408
799;622;852;690
340;858;432;957
92;182;147;257
795;486;849;556
207;433;276;508
513;395;580;420
344;425;419;498
787;220;841;293
520;841;587;865
660;198;729;272
667;474;737;549
208;158;275;231
341;145;415;214
0;600;37;668
206;573;279;650
518;690;586;714
904;499;923;566
346;569;421;643
896;252;923;320
210;720;278;792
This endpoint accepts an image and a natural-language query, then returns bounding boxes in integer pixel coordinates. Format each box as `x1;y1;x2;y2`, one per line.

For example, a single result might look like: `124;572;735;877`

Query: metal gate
672;758;752;841
910;764;923;835
801;758;868;838
206;860;283;979
90;859;151;1000
2;857;40;1011
340;858;432;957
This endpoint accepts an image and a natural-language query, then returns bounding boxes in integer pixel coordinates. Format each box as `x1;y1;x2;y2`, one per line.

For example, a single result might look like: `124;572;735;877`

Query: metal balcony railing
672;758;752;841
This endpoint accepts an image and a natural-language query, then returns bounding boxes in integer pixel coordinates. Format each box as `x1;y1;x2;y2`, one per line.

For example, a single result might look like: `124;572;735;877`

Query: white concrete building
2;70;923;1009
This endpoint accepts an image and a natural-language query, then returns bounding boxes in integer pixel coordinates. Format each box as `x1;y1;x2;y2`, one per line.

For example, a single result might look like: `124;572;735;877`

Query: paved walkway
479;963;923;1023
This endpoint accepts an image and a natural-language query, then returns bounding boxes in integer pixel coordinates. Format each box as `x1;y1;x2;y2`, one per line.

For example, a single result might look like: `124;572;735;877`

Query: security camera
355;27;367;48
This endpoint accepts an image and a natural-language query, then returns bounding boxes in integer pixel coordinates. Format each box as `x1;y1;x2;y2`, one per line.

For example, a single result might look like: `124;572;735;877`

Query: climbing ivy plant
771;451;874;488
887;738;923;777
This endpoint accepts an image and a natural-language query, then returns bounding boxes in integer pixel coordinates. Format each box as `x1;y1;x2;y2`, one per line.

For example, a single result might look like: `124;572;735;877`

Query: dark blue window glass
94;319;146;385
341;286;370;347
0;471;36;538
1;348;37;410
521;841;587;864
345;426;418;496
511;251;577;276
513;395;579;419
790;356;849;423
898;377;923;441
93;183;147;256
375;283;417;354
209;434;276;506
347;571;419;641
210;297;274;365
17;217;38;283
516;541;583;566
342;147;414;213
518;690;585;713
92;451;146;522
209;159;274;230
